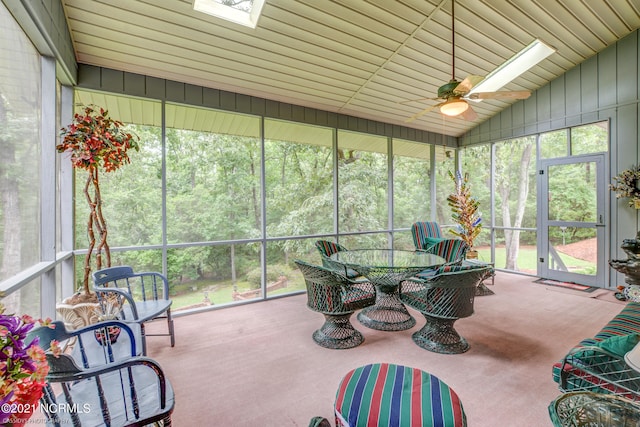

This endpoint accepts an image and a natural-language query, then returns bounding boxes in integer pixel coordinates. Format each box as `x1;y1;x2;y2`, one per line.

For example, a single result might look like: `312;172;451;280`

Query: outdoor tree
495;137;535;270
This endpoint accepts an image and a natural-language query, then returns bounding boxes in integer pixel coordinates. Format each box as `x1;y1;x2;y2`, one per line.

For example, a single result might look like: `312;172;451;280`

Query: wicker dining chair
295;259;375;349
314;240;361;279
400;265;490;354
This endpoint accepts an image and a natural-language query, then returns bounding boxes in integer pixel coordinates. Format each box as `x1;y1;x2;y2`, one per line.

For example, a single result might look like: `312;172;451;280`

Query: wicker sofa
552;302;640;400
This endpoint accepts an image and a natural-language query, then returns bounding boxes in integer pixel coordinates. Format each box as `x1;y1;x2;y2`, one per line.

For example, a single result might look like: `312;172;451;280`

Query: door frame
537;153;607;287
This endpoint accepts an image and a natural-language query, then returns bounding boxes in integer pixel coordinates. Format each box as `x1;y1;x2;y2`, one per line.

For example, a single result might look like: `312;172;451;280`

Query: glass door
538;154;606;287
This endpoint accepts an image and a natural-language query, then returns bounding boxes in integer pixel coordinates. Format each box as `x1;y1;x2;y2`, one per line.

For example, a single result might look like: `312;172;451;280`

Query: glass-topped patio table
329;249;445;331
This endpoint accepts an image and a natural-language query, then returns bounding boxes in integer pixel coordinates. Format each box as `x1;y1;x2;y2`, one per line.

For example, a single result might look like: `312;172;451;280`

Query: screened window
337;131;388;233
435;146;456;226
165;103;261;243
265;120;334;237
571;122;608;155
0;5;42;313
493;136;537;271
460;144;491;250
393;139;431;230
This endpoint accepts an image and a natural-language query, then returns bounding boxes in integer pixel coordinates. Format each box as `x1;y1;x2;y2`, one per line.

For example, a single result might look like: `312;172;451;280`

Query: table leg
357;285;416;331
476;282;495;296
475;269;495;296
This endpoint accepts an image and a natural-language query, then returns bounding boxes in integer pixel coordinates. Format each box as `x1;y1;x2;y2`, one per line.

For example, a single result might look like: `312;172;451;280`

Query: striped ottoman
334;363;467;427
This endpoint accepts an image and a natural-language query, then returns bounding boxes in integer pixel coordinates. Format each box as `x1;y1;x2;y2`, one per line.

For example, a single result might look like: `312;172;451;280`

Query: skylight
193;0;265;28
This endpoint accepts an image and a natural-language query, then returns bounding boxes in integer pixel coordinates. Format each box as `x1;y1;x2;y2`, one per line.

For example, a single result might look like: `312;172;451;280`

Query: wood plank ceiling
62;0;640;137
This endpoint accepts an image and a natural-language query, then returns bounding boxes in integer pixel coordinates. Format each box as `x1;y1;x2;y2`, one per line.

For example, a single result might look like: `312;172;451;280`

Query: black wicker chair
400;265;490;354
295;259;375;349
314;240;361;279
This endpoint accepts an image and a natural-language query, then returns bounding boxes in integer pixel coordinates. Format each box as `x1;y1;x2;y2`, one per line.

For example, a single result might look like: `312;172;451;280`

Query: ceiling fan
403;0;535;123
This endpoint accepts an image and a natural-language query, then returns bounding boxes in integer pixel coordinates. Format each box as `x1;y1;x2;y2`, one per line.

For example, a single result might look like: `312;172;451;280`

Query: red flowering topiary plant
57;105;139;302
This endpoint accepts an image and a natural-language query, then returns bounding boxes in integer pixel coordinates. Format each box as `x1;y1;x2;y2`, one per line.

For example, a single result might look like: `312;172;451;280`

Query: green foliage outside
476;246;595;275
67;99;607;310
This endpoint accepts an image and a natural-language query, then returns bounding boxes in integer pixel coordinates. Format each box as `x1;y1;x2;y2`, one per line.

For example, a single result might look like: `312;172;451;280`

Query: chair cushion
597;334;640;357
334;363;466;427
425;239;469;264
411;222;443;250
316;240;347;257
424;237;446;247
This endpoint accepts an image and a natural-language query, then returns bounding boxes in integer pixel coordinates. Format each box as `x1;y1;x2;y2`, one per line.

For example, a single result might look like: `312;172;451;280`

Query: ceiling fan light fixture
440;98;469;116
467;39;556;96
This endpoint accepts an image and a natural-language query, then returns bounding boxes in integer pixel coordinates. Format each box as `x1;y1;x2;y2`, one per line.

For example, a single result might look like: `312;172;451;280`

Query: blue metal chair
27;321;174;426
27;320;141;367
93;266;175;354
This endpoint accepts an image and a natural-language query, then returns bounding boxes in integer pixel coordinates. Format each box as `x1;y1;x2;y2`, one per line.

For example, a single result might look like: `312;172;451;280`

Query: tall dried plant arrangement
57;105;139;302
447;170;482;248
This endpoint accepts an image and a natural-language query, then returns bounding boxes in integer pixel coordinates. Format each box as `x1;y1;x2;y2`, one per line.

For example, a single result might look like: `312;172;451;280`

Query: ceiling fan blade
404;103;442;123
453;75;484;95
466;90;531;100
460;105;478;121
398;96;440;105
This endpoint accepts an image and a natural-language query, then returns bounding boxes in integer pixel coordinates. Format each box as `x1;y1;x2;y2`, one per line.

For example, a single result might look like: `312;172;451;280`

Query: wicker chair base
412;315;469;354
313;313;365;349
549;391;640;427
357;288;416;331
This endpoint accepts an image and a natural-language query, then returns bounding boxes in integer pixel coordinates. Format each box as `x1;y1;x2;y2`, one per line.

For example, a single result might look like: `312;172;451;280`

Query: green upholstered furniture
549;391;640;427
93;266;175;355
411;221;444;243
295;259;375;349
315;240;349;258
411;221;495;296
411;221;469;265
333;363;467;427
553;302;640;400
400;265;490;354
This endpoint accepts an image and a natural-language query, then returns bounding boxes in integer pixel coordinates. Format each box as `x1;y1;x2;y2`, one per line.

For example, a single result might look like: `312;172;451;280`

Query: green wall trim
75;63;457;147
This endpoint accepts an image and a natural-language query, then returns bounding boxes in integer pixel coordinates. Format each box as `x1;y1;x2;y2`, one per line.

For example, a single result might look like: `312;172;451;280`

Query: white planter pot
56;296;100;330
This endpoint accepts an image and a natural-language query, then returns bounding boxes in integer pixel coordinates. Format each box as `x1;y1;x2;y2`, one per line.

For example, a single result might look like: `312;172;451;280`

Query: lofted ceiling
61;0;640;137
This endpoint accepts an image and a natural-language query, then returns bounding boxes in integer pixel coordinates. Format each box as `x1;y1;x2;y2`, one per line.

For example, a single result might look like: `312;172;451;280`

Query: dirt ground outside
557;237;597;264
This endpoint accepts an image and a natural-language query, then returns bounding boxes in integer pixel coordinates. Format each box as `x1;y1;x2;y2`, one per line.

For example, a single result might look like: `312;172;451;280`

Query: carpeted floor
145;272;626;426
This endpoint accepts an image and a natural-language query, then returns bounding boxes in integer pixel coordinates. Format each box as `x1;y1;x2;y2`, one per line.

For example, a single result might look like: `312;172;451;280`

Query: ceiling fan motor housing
437;79;461;98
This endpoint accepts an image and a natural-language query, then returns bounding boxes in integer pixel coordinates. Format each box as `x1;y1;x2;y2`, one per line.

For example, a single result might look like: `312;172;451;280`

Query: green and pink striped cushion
579;302;640;347
411;222;444;250
552;302;640;394
334;363;466;427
